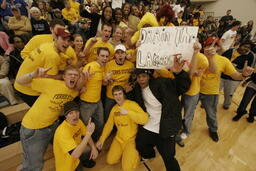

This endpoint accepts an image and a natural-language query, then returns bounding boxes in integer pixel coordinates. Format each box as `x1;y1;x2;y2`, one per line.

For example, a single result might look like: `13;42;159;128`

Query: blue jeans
104;97;116;122
80;100;104;141
20;121;59;171
199;93;219;132
183;94;199;134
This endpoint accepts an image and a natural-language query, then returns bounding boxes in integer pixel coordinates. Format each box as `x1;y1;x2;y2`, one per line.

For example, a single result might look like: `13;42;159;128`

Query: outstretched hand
242;60;254;77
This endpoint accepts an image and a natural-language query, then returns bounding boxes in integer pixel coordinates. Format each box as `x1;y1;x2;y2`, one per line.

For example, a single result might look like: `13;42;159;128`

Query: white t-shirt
142;86;162;133
221;29;237;52
172;4;184;18
111;0;125;9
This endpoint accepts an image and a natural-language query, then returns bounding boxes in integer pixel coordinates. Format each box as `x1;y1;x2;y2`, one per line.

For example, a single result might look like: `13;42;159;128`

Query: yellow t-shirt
69;0;80;16
15;43;67;96
80;61;104;102
21;34;77;65
105;60;134;99
54;119;86;171
153;69;175;79
99;100;148;144
62;8;79;23
186;53;209;96
22;78;79;129
126;49;136;63
85;37;114;63
230;50;241;62
200;54;237;95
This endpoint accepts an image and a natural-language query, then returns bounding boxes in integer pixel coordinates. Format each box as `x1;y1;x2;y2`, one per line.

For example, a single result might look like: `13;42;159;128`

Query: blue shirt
0;0;28;17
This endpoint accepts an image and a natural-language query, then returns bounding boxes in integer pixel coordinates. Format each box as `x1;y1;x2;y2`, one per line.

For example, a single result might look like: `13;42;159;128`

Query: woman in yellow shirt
96;85;148;171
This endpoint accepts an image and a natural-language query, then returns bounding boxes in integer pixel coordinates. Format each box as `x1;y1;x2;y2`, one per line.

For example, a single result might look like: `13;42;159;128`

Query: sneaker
232;114;243;121
180;132;188;140
176;139;185;147
209;130;219;142
81;159;96;168
246;116;254;123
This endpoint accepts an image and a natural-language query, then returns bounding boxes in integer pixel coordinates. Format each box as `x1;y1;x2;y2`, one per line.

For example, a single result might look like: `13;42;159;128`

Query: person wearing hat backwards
128;56;191;171
96;85;148;171
104;44;135;121
16;65;83;171
53;101;98;171
199;36;254;142
15;27;74;106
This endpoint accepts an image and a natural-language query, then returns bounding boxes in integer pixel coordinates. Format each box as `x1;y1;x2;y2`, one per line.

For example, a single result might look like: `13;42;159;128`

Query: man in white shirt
220;21;241;53
128;56;191;171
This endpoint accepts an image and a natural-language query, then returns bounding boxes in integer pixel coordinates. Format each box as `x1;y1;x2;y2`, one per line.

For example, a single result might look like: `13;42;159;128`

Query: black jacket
128;70;191;138
221;48;255;80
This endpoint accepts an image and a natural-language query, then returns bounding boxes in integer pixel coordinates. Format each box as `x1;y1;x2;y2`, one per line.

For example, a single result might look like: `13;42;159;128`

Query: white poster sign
136;26;199;69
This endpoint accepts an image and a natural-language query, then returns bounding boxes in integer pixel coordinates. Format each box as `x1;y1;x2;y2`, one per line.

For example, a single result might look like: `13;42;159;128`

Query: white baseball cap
115;44;126;52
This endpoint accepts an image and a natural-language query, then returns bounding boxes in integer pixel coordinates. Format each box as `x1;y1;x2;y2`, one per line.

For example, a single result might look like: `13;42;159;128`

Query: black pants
237;87;256;116
136;127;180;171
16;91;39;107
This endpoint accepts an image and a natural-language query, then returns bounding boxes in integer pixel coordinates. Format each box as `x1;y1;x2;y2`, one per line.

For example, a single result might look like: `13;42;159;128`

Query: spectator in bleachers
7;7;32;42
74;18;91;42
80;5;113;38
83;23;114;63
156;4;175;26
72;33;87;68
121;2;140;31
50;0;65;10
113;7;125;27
52;8;64;20
109;26;123;47
37;0;52;22
0;55;18;105
0;0;29;22
220;9;233;27
0;31;14;56
238;20;254;42
8;35;25;79
62;0;79;24
111;0;125;9
30;7;50;36
131;5;141;19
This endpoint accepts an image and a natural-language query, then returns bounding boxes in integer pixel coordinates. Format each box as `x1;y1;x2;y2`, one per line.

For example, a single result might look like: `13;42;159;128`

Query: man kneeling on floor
53;101;98;171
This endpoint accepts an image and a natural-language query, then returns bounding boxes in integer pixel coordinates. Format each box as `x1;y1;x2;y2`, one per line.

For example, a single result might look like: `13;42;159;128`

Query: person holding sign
96;85;148;171
128;56;191;171
200;37;255;142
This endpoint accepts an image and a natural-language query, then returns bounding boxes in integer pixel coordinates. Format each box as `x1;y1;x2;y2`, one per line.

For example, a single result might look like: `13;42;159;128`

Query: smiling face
114;9;122;23
66;110;80;125
113;27;123;42
103;7;112;21
73;35;84;49
63;69;80;89
55;36;71;53
31;10;41;20
113;90;125;105
237;44;251;55
123;3;131;16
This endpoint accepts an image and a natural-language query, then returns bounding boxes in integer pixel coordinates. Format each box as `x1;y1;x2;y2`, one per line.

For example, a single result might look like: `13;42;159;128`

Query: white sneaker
180;132;188;140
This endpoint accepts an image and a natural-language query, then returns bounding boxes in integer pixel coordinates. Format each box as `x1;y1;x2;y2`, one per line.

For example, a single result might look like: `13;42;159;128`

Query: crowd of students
0;0;256;170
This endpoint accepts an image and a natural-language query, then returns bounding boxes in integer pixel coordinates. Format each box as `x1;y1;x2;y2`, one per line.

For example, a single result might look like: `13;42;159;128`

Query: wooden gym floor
85;86;256;171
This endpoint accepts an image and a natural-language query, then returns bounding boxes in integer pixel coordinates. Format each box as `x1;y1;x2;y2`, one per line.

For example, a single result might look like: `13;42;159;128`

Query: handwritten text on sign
136;26;198;69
